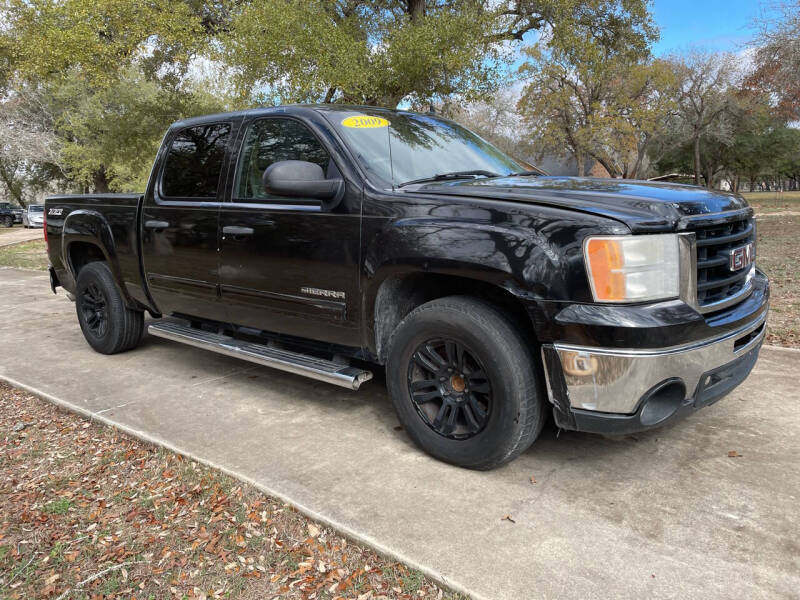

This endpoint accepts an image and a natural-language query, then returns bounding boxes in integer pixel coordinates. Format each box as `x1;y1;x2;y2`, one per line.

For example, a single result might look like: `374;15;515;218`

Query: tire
386;296;545;470
75;261;144;354
2;216;12;227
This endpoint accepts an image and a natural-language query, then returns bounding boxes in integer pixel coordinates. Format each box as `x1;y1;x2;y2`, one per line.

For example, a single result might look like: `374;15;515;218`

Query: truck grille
691;215;755;311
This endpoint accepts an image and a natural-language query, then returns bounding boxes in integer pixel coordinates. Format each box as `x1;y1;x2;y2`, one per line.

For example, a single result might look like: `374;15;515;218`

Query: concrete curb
762;344;800;354
0;373;482;600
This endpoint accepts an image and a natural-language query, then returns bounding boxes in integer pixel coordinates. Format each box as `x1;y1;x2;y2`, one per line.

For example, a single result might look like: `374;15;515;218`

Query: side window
234;118;331;201
161;123;231;199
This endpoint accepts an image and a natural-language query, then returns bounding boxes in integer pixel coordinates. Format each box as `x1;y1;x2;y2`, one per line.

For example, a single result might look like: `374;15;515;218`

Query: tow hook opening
639;379;686;426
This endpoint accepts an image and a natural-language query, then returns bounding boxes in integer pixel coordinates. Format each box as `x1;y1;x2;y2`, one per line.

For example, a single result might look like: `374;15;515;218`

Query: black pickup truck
45;105;769;469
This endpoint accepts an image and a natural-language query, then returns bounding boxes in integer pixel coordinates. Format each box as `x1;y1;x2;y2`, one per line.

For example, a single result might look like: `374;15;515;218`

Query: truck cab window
234;118;331;201
161;123;231;199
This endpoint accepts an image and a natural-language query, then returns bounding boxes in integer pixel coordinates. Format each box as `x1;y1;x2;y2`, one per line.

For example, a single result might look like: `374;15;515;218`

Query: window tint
161;123;231;199
234;118;331;200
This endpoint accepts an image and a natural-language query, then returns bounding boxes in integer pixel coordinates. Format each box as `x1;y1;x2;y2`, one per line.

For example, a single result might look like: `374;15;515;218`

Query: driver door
218;116;362;347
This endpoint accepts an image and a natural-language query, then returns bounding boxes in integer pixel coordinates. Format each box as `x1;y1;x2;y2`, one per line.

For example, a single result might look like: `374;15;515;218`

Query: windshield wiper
397;170;501;188
509;170;543;177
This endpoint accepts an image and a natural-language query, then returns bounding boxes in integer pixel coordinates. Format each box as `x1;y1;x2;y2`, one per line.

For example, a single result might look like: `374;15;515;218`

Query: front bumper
540;275;769;435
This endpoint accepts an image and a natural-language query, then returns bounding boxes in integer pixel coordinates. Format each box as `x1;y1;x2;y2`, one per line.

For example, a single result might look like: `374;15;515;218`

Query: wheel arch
62;210;137;308
368;269;539;363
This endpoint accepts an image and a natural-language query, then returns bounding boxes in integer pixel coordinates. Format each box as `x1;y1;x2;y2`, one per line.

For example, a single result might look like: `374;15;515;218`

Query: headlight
584;234;679;302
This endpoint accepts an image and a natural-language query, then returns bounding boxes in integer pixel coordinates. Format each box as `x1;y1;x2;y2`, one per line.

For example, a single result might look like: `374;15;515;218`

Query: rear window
161;123;231;199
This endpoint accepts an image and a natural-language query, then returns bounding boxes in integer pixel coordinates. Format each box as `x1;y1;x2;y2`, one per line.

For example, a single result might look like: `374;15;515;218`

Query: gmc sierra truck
45;105;769;470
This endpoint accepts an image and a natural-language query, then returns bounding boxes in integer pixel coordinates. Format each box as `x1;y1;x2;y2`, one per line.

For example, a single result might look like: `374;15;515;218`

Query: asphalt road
1;268;798;600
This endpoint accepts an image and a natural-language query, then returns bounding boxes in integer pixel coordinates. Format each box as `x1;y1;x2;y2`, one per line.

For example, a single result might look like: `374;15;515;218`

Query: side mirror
262;160;344;209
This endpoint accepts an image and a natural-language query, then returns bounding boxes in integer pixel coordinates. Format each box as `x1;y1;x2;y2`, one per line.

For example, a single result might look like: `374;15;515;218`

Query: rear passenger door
141;122;232;322
218;116;362;347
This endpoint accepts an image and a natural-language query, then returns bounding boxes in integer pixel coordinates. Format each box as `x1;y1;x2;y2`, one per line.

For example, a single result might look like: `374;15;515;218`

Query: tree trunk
92;166;110;194
693;134;702;186
406;0;425;21
575;152;585;177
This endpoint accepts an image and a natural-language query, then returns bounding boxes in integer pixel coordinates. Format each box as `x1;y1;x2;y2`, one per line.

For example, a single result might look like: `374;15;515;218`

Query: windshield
29;205;43;212
323;109;525;188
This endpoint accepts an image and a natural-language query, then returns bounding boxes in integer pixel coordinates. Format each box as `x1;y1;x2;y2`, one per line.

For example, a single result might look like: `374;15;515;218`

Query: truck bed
45;193;153;312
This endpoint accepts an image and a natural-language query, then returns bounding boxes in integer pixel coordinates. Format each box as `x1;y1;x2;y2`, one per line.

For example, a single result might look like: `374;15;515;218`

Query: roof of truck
168;104;424;130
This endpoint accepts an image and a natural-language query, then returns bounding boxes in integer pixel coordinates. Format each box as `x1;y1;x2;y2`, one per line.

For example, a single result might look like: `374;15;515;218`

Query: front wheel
2;216;12;227
386;296;545;470
75;262;144;354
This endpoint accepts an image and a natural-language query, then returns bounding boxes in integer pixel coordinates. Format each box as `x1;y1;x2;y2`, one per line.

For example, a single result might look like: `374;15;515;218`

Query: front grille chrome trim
688;214;756;313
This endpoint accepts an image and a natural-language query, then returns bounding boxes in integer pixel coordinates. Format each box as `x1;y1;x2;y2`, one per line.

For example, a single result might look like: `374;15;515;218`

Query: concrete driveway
0;267;798;600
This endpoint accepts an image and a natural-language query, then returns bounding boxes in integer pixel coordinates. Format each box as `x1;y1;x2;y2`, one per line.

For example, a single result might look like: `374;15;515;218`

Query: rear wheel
386;296;545;470
2;216;12;227
75;261;144;354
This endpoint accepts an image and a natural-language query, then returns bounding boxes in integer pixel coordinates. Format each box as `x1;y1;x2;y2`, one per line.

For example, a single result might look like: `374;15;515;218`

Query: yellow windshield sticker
341;115;389;129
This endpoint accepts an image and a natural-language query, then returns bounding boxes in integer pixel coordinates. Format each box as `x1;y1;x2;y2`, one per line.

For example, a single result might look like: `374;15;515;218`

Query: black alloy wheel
407;338;492;439
75;261;144;354
80;282;109;339
386;296;546;470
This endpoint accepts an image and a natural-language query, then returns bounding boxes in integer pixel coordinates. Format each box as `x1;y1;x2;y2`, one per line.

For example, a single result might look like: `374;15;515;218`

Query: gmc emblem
728;242;755;271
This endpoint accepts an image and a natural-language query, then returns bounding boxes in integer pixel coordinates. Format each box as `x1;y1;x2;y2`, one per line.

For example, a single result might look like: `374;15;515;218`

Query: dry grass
0;382;463;600
0;239;48;270
756;216;800;348
742;191;800;213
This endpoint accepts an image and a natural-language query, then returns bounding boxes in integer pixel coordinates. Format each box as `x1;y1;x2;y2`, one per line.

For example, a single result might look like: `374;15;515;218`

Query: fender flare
61;209;137;308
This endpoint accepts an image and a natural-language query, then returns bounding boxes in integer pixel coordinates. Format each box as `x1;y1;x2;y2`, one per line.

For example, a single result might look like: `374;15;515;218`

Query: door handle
222;226;254;236
144;220;170;230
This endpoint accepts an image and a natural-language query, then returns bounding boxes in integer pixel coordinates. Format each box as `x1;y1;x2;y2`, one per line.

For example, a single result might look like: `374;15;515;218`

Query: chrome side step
147;321;373;390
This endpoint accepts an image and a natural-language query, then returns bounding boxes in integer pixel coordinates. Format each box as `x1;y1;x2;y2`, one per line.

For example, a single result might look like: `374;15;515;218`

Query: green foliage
221;0;656;107
47;67;229;191
221;1;498;107
0;0;661;197
516;16;670;178
1;0;211;88
652;92;800;190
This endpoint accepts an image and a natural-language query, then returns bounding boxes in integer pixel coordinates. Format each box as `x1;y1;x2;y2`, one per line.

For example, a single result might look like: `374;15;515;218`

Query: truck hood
410;176;751;233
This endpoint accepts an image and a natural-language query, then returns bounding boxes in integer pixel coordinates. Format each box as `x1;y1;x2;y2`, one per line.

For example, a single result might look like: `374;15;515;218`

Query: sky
650;0;778;56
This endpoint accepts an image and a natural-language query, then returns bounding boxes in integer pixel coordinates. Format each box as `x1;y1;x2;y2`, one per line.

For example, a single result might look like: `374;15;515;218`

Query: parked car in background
11;206;24;224
23;204;44;228
0;202;16;227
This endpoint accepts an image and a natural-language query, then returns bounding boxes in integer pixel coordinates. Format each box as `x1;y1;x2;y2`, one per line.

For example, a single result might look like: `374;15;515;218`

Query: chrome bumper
544;312;767;415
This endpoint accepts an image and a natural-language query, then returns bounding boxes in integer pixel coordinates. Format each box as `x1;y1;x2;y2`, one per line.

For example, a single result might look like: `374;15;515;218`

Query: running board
147;321;373;390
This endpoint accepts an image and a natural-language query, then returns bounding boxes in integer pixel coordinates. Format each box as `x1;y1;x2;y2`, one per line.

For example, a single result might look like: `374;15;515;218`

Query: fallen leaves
728;450;743;458
501;514;516;524
0;382;459;600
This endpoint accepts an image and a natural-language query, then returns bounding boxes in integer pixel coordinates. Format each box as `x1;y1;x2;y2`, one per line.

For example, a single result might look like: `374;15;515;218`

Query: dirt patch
0;382;463;600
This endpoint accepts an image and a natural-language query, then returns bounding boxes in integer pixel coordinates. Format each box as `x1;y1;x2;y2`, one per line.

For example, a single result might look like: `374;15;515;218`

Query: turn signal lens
584;234;679;303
